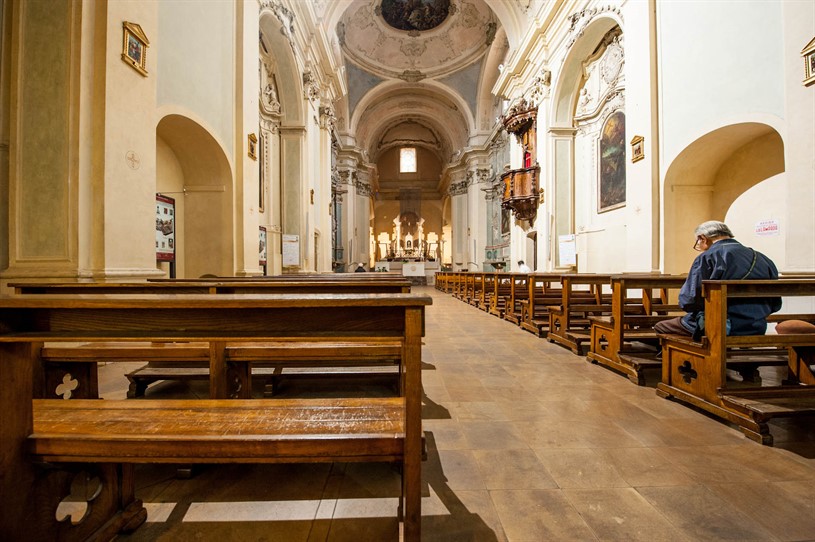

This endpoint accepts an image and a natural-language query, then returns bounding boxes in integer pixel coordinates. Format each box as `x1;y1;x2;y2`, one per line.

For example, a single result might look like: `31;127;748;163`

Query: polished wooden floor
103;286;815;541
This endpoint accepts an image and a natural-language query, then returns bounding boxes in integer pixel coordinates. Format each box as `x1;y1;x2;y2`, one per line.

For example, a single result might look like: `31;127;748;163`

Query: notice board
282;234;299;266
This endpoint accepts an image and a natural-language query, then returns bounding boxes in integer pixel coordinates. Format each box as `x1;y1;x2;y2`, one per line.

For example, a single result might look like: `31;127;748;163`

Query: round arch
663;122;785;274
550;14;623;127
259;7;305;128
156;112;234;278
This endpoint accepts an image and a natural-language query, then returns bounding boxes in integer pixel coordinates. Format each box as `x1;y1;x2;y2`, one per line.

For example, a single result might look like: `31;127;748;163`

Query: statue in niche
263;75;281;113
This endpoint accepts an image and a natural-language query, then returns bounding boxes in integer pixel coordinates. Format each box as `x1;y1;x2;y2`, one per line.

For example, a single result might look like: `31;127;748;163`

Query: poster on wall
259;226;268;265
156;194;175;262
282;234;299;267
755;219;780;236
558;234;576;267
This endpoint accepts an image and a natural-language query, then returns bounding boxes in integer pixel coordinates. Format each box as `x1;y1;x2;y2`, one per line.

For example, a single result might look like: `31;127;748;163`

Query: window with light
400;147;417;173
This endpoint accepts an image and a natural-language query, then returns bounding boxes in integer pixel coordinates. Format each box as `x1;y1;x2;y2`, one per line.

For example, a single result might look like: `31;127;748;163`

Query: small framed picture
248;133;258;161
121;22;149;77
802;37;815;87
630;135;645;163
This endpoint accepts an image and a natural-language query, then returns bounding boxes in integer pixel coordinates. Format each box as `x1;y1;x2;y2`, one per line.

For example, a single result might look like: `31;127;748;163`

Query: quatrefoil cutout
56;470;102;525
55;373;79;399
678;360;698;384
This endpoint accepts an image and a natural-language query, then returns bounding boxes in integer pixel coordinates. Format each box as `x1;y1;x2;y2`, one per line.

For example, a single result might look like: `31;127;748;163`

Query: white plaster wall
725;173;785;267
658;1;784;165
157;1;234;158
622;0;657;272
101;2;160;276
781;1;815;274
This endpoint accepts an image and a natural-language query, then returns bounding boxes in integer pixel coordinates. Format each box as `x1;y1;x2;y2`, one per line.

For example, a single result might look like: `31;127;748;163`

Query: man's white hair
694;221;734;238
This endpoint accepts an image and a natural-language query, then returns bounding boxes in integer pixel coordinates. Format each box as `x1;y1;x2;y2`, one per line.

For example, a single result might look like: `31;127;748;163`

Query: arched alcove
548;13;624;271
663;122;784;274
156;114;234;278
259;10;305;127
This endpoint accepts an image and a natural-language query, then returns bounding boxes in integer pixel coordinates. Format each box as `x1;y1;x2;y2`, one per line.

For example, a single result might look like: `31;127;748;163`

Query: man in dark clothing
654;220;781;339
354;263;366;272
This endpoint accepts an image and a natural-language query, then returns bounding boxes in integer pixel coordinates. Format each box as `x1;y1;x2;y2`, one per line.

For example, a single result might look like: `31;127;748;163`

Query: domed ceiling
338;0;496;80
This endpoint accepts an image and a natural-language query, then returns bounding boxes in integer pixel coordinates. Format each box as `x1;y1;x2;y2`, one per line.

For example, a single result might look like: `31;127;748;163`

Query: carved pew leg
31;463;146;542
126;377;151;398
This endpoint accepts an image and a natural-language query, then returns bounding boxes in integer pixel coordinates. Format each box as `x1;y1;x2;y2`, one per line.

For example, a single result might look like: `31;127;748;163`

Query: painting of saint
599;111;626;212
380;0;450;32
127;35;142;64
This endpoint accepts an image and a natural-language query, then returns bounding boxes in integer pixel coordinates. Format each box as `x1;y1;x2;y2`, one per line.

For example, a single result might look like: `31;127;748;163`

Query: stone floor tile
490;489;598;541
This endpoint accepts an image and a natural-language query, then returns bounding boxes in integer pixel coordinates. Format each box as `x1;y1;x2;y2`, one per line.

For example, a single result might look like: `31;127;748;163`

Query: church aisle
108;286;815;541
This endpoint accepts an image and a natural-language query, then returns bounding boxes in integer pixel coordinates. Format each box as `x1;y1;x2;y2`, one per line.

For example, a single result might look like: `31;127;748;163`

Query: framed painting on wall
630;135;644;163
121;21;149;76
802;36;815;86
598;110;626;213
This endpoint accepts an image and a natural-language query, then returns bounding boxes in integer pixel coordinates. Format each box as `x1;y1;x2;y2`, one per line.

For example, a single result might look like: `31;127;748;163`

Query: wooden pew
546;274;613;354
519;273;568;336
13;280;410;397
488;273;513;318
13;277;412;294
0;293;430;541
586;274;687;384
454;272;473;301
468;272;486;308
656;279;815;445
435;271;448;292
476;273;496;311
503;273;530;325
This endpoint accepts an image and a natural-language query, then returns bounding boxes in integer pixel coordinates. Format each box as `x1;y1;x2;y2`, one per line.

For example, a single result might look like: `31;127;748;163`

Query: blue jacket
679;238;781;336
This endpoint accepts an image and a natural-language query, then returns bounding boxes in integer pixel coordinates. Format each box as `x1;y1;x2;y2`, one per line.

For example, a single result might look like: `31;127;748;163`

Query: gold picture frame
802;37;815;87
630;135;645;163
121;22;149;77
248;133;258;160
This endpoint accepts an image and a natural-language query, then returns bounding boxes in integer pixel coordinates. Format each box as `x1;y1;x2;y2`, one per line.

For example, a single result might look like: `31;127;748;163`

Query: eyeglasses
693;236;704;251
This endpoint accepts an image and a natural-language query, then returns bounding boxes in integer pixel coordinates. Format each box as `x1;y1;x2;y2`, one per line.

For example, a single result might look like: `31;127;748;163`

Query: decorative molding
476;167;492;185
398;69;426;82
319;104;336;131
354;179;372;197
575;88;625;133
259;0;295;48
337;169;357;187
303;69;320;101
449;179;471;196
567;6;623;48
260;117;280;134
526;68;551;105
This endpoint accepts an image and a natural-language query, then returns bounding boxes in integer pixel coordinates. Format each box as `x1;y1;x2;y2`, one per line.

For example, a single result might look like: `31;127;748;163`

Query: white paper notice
558;234;576;267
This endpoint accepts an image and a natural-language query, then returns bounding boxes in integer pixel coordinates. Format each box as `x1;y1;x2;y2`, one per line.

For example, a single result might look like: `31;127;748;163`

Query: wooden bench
656;279;815;445
468;272;486;307
37;338;402;399
546;274;613;354
586;274;687;384
476;273;495;311
14;280;411;397
503;273;530;325
0;293;430;541
13;277;412;295
487;273;513;318
519;273;571;336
